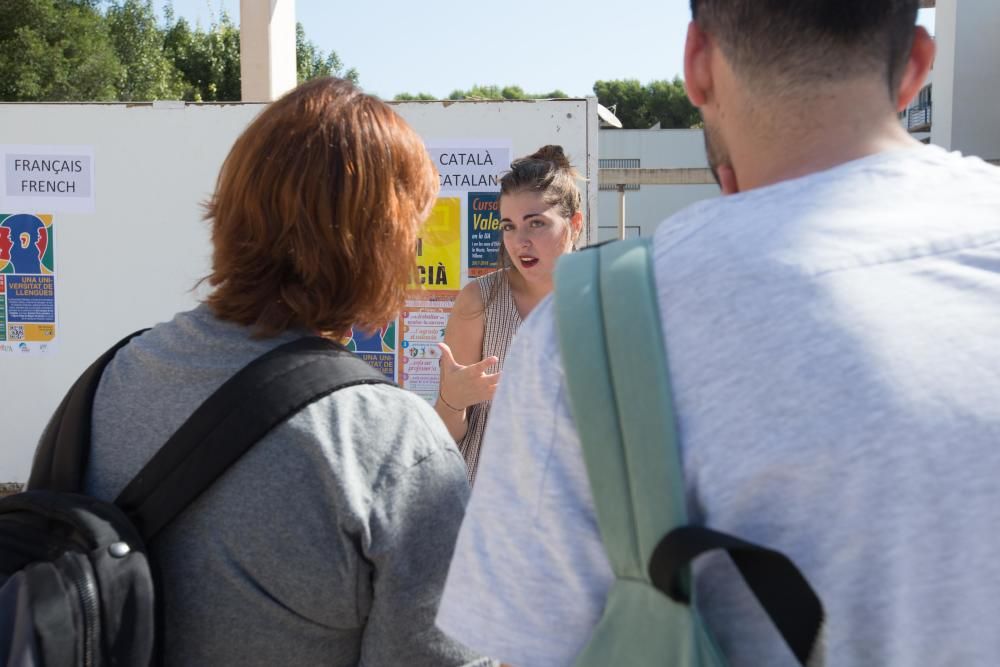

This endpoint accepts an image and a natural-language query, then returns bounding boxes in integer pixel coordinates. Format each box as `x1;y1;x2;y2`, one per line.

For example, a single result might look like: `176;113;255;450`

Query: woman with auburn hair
82;78;487;666
435;145;584;484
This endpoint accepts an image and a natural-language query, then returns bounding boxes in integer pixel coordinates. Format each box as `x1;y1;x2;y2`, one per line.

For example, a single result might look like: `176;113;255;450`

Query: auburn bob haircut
203;77;438;337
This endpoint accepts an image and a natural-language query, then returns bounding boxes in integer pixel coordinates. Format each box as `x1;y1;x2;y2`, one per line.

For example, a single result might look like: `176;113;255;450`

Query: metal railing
599;158;641;191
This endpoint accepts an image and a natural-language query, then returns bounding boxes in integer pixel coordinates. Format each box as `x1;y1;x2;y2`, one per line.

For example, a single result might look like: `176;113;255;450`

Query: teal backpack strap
555;238;824;667
555;238;726;667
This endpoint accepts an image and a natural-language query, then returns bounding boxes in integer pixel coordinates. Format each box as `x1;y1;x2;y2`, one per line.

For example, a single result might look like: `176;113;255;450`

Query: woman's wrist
437;389;465;412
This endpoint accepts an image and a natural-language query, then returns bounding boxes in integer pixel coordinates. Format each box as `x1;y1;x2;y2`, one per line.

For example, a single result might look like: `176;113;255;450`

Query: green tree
0;0;121;101
394;92;436;101
163;10;240;101
646;78;700;129
593;77;699;129
296;22;357;84
106;0;184;100
434;84;567;100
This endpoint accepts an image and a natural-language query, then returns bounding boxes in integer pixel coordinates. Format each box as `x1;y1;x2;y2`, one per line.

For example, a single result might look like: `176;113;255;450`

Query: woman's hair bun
529;144;571;170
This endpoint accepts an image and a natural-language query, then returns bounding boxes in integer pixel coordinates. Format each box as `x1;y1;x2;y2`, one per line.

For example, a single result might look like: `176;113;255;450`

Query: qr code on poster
8;325;24;340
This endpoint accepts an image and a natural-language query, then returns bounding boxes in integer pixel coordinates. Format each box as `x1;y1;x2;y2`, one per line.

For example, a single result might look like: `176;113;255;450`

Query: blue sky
160;1;937;100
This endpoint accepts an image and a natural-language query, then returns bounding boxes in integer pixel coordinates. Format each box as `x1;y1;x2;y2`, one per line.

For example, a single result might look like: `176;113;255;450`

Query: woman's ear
570;211;584;247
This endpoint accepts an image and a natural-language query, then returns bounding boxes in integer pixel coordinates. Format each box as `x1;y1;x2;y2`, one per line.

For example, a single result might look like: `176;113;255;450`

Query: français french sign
2;145;95;214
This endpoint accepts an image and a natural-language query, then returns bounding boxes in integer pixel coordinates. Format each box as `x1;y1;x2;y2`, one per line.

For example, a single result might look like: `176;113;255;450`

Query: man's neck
725;82;923;192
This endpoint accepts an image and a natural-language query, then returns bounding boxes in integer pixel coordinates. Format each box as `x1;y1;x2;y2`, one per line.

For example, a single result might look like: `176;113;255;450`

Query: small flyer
399;292;458;403
344;322;398;383
0;212;56;354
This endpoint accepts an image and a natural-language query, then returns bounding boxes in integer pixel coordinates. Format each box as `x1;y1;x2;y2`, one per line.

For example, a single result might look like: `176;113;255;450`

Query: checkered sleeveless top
458;269;522;485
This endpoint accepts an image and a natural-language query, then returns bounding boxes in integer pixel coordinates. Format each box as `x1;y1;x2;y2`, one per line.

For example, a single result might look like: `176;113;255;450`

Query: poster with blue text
0;213;56;354
467;192;502;278
345;322;398;382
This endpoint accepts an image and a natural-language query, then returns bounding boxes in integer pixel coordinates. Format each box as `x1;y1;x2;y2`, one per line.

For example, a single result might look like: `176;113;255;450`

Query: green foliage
593;77;700;129
393;85;569;102
0;0;121;101
296;22;357;84
163;12;240;101
106;0;183;100
392;85;563;101
446;84;568;100
393;92;436;101
0;0;356;101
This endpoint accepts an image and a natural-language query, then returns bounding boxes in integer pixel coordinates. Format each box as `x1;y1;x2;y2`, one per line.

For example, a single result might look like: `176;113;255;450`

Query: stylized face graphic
36;227;48;259
0;227;11;262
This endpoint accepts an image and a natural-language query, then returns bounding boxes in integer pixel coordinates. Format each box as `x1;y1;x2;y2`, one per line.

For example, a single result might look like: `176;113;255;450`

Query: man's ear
684;21;713;107
895;26;936;112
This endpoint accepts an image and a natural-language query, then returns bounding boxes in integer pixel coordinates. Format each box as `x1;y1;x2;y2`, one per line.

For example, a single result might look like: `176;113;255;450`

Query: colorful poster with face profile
467;192;502;278
413;197;461;291
398;292;458;404
0;213;56;354
344;321;398;382
0;275;5;341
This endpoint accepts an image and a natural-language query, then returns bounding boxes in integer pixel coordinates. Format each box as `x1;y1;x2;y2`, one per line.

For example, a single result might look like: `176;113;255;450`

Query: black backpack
0;332;390;667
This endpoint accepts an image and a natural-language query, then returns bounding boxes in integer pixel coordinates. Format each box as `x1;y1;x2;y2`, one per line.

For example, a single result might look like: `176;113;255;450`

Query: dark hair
500;145;582;220
690;0;920;93
492;145;582;277
203;77;438;338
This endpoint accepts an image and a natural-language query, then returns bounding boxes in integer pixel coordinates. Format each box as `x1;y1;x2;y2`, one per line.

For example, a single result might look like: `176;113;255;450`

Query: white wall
0;99;596;483
931;0;1000;160
597;128;718;240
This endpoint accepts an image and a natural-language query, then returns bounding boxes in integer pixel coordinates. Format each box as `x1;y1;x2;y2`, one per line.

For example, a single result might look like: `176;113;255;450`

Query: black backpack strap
27;329;149;492
114;336;390;542
649;526;825;666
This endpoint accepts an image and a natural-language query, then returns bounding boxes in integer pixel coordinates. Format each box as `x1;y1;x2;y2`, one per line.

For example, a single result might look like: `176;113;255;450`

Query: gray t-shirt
85;305;484;666
437;145;1000;666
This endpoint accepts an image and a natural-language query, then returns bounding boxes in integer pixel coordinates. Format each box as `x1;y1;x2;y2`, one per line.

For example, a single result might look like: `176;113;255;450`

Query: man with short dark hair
437;1;1000;665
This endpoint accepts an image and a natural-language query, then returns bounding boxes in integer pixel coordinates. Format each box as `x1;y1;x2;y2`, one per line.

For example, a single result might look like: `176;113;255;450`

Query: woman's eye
501;223;514;232
530;219;545;228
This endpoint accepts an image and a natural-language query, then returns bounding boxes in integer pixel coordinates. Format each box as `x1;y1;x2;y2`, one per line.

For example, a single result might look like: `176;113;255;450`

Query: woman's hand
437;342;501;410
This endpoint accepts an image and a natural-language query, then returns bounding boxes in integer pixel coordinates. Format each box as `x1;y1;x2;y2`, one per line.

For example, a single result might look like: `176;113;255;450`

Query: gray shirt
438;145;1000;666
85;305;483;666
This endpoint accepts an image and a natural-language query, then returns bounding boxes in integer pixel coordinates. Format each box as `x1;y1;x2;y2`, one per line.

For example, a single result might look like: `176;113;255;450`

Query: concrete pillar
240;0;298;102
930;0;1000;161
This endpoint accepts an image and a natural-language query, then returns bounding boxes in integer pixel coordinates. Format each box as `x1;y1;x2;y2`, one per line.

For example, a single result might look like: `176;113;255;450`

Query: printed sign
427;143;511;193
0;213;56;354
399;292;457;403
345;322;398;382
0;275;5;341
413;198;461;291
1;145;95;214
467;192;502;278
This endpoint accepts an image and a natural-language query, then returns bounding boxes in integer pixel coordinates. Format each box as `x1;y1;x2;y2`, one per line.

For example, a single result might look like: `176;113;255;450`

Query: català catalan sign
1;144;96;214
426;140;510;193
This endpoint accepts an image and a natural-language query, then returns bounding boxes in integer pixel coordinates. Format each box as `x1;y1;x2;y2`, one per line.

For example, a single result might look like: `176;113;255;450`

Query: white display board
0;98;598;483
